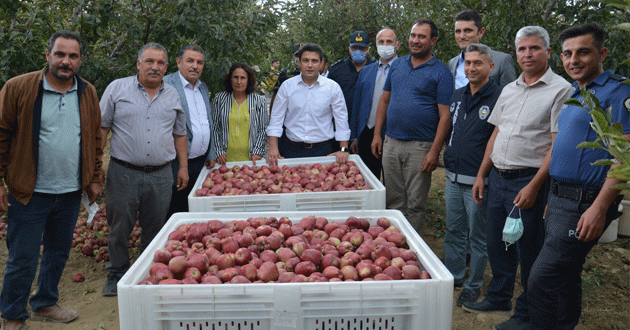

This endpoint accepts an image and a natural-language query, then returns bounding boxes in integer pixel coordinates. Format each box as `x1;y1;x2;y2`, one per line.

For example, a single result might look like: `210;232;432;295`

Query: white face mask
502;205;523;250
377;45;396;60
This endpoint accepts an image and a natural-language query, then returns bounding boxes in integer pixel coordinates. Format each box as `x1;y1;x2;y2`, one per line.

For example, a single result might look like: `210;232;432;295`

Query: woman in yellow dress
211;63;269;165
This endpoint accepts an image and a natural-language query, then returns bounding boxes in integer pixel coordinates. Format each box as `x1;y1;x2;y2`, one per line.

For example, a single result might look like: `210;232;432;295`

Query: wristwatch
340;147;348;152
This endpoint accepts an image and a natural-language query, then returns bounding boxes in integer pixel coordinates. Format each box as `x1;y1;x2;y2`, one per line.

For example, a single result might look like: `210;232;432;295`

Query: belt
111;157;169;172
495;167;539;179
551;179;599;203
284;138;333;149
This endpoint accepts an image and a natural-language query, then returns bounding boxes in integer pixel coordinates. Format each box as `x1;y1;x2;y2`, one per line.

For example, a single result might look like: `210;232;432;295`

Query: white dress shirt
179;72;210;159
267;73;351;143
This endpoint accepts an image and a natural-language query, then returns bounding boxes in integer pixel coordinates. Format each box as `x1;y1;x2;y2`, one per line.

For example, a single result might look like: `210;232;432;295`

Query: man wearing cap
329;31;375;121
350;27;400;178
269;43;302;112
448;9;516;89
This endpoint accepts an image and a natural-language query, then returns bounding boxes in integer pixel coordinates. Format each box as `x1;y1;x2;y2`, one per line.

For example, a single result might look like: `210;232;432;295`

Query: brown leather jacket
0;67;104;205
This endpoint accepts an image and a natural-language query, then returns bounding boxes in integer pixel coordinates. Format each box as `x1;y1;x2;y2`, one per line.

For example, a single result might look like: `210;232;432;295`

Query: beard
411;47;431;60
50;64;76;81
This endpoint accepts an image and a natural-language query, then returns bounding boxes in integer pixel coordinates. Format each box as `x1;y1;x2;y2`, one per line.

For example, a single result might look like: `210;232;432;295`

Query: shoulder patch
479;105;490;120
624;97;630;112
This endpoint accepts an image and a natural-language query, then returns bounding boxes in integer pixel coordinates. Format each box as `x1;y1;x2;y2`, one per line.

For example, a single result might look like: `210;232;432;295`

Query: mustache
57;65;72;71
148;70;162;76
188;68;200;74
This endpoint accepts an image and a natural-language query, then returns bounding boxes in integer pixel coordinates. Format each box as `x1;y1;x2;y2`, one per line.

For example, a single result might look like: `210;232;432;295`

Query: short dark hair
177;44;205;60
321;52;328;64
455;10;483;30
559;23;605;51
297;43;325;61
413;19;439;39
223;63;257;95
48;30;84;55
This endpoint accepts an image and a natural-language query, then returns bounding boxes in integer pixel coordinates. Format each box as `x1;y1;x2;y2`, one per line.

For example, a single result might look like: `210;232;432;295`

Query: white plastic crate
187;155;385;212
117;210;454;330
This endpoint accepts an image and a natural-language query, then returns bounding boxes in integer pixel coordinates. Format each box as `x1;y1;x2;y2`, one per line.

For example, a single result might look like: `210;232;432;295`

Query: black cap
293;43;303;55
349;31;369;48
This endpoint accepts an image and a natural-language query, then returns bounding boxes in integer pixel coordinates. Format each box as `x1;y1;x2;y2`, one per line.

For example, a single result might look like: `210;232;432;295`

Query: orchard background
1;0;629;94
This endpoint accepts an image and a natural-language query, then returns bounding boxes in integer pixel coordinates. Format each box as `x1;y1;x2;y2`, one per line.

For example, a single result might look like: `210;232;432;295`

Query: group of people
0;9;627;330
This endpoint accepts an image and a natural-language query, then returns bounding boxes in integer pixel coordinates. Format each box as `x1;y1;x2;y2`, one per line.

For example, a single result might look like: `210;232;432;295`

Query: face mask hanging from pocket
502;205;523;250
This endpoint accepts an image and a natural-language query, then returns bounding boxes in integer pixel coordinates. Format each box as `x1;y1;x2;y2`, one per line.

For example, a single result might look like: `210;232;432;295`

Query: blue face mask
502;205;523;250
351;49;367;63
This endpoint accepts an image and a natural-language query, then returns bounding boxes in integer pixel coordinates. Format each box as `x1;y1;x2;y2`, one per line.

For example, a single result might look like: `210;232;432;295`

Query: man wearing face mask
350;27;400;178
329;31;375;124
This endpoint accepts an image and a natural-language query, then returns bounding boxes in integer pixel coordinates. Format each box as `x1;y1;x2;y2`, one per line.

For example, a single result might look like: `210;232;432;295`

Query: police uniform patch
479;105;490;120
624;97;630;112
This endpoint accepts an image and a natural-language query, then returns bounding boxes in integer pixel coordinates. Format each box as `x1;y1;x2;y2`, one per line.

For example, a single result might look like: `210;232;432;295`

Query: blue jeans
485;168;548;321
444;178;488;290
0;190;81;321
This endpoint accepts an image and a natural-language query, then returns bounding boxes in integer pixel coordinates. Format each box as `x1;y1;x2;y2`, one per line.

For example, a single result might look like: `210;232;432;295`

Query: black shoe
462;299;512;315
494;316;530;330
103;272;121;296
456;288;480;307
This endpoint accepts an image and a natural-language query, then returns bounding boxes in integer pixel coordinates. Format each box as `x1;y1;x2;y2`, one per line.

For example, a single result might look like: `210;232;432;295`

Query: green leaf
577;141;605;149
564;98;583;108
610;183;630;190
591;159;617;166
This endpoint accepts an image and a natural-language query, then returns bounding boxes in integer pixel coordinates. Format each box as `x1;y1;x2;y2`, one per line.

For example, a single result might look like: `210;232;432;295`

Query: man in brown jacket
0;30;103;330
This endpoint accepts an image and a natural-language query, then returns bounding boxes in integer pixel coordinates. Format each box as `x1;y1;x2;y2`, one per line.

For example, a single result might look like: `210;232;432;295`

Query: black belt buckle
303;142;314;149
556;184;582;201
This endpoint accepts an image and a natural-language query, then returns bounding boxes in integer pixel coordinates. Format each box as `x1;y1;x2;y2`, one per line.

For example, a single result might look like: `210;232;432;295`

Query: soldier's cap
293;43;304;55
349;31;369;48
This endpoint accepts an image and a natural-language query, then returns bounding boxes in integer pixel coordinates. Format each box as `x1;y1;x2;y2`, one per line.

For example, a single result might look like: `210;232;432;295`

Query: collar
42;68;78;93
465;78;496;97
135;74;164;91
516;66;554;87
378;56;397;67
407;54;437;68
458;51;465;63
178;71;200;90
298;73;321;86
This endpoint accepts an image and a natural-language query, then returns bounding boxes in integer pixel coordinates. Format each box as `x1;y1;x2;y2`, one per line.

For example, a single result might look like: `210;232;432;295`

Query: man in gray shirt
100;42;188;296
448;10;516;89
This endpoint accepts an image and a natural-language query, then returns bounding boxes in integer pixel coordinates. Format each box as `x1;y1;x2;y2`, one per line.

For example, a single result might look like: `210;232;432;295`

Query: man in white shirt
163;44;215;216
266;43;351;166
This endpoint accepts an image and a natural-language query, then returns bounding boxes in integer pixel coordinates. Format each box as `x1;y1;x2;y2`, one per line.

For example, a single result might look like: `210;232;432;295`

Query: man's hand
0;186;10;212
176;167;189;191
328;151;349;164
514;182;540;209
205;160;216;169
472;176;485;205
216;154;227;165
421;150;439;173
371;135;383;159
576;203;607;242
266;147;283;166
86;182;102;204
251;154;262;165
350;141;359;154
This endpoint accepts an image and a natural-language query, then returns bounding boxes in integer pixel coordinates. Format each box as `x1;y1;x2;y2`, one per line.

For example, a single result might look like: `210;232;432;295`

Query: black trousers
358;126;382;180
527;192;621;329
167;154;207;219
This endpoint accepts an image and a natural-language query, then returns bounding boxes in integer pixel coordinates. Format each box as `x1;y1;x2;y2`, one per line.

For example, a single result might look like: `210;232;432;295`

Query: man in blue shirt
528;23;629;330
371;19;453;234
444;43;503;307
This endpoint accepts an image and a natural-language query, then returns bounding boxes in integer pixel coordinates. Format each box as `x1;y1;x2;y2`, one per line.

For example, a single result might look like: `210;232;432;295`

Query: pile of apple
195;161;371;197
72;204;142;262
139;216;431;285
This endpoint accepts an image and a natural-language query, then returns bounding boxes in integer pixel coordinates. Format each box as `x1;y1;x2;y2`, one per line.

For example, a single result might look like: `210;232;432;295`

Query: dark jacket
328;56;375;118
444;80;501;185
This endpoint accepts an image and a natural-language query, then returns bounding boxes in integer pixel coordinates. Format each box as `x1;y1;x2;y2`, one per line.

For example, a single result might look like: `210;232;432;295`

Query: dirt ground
0;167;628;330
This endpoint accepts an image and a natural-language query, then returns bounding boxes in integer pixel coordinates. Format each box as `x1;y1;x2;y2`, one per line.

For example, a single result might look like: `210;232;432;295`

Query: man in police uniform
443;43;503;308
527;23;629;330
329;31;375;121
269;43;302;112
